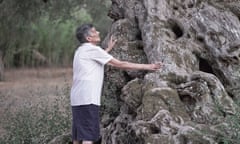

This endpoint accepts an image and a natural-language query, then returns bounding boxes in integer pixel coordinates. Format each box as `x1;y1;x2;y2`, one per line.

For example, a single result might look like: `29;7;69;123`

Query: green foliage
3;10;92;67
0;85;71;144
0;0;112;68
30;17;80;66
83;0;112;37
0;0;43;52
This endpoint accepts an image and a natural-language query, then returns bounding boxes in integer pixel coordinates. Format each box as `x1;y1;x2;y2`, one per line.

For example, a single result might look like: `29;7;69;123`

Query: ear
86;36;91;42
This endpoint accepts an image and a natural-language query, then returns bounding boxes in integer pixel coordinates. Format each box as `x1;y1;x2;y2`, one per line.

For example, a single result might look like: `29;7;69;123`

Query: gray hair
76;24;93;43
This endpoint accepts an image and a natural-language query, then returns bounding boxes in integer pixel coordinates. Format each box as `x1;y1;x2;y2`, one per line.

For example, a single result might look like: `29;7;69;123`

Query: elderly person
71;24;161;144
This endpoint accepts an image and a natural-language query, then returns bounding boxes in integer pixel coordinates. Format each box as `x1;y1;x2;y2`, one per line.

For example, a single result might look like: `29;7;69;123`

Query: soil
0;67;73;138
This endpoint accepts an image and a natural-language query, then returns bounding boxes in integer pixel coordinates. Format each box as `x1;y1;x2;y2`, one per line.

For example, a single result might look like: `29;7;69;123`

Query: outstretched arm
107;58;162;71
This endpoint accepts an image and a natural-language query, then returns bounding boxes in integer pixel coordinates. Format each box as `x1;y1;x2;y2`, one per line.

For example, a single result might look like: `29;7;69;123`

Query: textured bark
101;0;240;144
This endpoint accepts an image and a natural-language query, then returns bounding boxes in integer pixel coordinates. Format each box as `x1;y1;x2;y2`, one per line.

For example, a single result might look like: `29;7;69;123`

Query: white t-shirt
70;43;113;106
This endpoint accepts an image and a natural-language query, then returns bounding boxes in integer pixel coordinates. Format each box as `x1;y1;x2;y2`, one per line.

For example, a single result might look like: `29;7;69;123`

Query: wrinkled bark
101;0;240;144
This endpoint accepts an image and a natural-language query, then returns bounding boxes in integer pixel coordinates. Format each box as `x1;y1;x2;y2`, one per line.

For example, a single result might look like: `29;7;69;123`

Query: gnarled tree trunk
101;0;240;144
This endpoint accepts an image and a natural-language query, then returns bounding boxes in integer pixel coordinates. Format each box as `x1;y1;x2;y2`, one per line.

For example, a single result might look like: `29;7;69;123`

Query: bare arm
107;58;162;71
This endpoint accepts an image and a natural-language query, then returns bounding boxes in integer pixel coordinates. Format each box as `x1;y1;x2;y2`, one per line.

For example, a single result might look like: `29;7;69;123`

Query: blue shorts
72;104;100;142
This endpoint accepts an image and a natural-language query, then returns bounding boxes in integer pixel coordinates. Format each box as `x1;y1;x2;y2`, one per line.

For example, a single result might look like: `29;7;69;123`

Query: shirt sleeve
90;46;113;65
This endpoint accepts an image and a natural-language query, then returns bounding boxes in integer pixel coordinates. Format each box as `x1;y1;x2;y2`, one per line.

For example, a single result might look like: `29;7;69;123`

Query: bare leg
82;141;93;144
73;140;80;144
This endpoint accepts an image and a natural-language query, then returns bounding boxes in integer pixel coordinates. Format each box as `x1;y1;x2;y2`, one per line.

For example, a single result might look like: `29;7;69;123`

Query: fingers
155;62;163;68
150;62;163;70
110;35;117;43
106;35;118;52
108;36;117;49
110;35;113;41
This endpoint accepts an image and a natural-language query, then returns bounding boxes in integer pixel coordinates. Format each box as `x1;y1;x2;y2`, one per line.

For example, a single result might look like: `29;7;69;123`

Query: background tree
0;0;111;80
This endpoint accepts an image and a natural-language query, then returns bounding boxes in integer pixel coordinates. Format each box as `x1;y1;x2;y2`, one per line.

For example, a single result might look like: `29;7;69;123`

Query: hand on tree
105;35;117;52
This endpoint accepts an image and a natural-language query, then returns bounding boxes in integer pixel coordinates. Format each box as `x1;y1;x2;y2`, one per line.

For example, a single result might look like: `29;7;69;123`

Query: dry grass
0;67;72;138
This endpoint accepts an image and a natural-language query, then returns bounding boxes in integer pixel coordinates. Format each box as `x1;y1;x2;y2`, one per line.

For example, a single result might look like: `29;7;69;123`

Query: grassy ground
0;67;72;140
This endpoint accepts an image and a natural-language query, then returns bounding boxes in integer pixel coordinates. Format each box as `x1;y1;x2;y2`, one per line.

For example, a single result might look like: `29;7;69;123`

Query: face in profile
87;27;101;44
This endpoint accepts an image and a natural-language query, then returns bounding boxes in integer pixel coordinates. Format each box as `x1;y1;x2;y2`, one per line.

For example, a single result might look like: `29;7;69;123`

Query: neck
89;41;99;45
